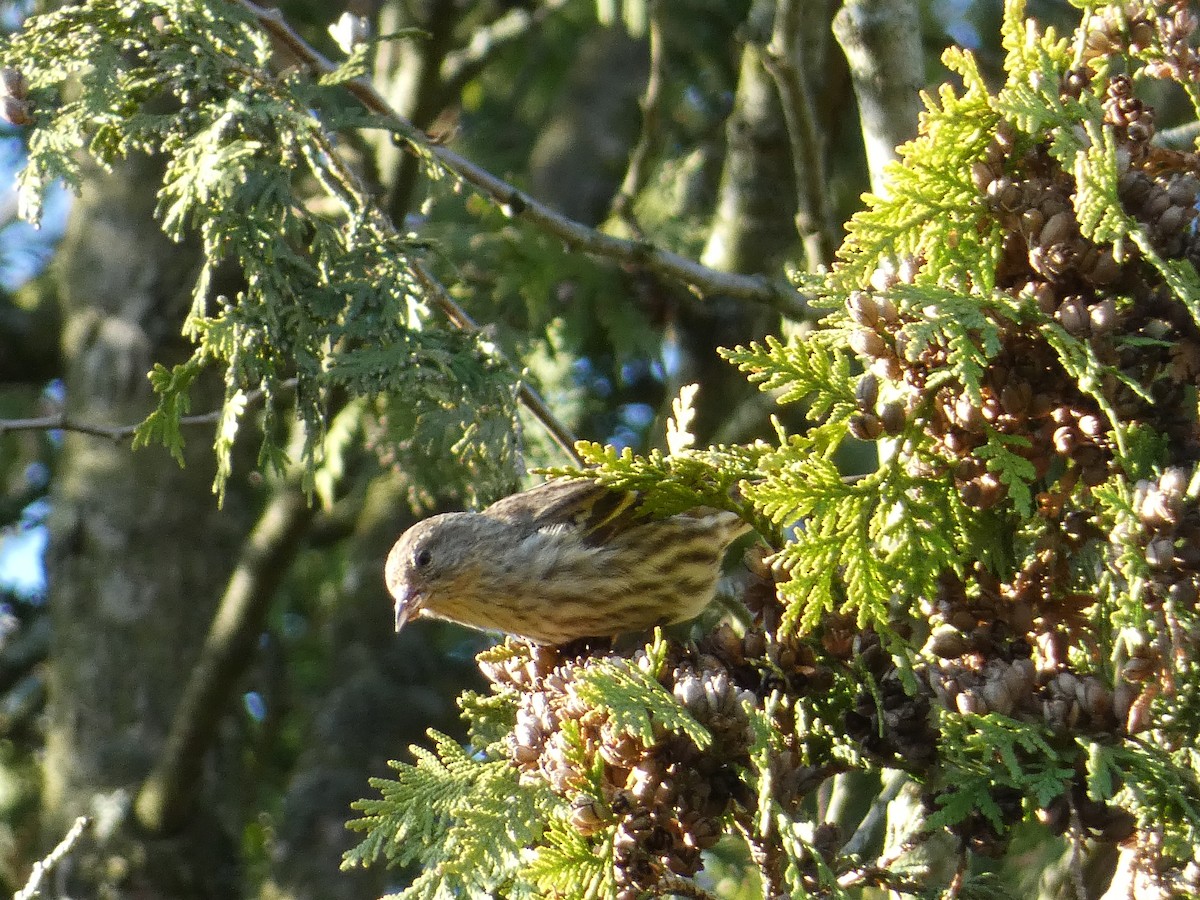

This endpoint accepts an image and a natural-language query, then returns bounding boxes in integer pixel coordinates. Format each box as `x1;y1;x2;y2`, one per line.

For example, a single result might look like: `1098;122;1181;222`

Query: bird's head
384;512;494;633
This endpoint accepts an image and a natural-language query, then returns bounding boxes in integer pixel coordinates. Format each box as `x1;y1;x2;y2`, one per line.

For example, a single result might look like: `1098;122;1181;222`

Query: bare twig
423;140;804;311
760;0;838;270
0;410;213;441
237;0;807;318
610;0;668;230
14;815;91;900
0;380;292;442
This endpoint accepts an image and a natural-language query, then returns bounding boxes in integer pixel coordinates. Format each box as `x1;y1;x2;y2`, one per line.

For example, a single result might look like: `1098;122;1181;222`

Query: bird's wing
483;479;642;545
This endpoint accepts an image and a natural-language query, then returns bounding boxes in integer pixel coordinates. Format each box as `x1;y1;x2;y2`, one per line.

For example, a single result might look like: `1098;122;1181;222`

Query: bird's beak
392;584;424;634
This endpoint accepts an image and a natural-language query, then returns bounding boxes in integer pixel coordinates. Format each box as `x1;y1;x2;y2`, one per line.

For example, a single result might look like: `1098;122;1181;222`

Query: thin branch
0;380;292;442
1155;120;1200;151
835;864;926;894
0;410;214;440
837;828;935;893
14;815;91;900
946;849;969;899
840;769;909;859
429;138;803;308
759;0;838;270
135;484;316;834
409;260;582;463
1068;802;1088;900
610;0;669;230
237;0;807;318
653;873;721;900
840;810;937;889
733;811;787;900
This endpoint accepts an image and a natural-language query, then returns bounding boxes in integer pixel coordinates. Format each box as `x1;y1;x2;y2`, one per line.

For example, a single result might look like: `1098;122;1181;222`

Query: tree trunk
40;153;253;898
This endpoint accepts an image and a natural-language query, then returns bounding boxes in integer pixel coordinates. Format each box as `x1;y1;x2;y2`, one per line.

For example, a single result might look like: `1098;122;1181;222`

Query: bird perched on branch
385;479;752;645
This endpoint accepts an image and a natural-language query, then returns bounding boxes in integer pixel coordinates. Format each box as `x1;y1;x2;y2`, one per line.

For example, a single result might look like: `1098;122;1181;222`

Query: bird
384;478;752;645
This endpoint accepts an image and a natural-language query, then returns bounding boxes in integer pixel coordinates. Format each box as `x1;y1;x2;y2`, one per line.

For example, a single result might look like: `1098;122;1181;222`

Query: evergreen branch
574;658;712;751
549;439;763;520
831;44;1002;291
976;429;1036;517
929;713;1074;834
893;285;1019;402
346;732;508;869
346;731;554;894
525;821;618;900
1108;737;1200;853
235;0;808;318
239;66;580;468
263;65;581;467
721;334;854;416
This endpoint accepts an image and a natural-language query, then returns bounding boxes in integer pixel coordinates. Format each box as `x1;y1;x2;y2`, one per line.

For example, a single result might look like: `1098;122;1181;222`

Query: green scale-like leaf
928;713;1075;833
574;658;712;751
345;731;556;898
832;46;1004;293
720;333;855;417
524;821;618;900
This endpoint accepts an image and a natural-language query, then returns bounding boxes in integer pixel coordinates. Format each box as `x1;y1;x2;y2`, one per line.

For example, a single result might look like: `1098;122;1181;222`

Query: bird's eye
414;548;433;570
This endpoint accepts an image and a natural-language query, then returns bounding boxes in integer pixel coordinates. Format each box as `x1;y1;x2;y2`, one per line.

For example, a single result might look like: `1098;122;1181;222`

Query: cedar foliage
4;0;1200;897
4;0;522;505
348;3;1200;895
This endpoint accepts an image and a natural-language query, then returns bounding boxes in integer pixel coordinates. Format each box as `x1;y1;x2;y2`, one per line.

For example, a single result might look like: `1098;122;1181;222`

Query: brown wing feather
482;479;642;544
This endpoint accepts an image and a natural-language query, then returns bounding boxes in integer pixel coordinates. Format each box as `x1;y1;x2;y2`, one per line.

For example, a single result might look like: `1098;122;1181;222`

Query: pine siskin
384;479;752;645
